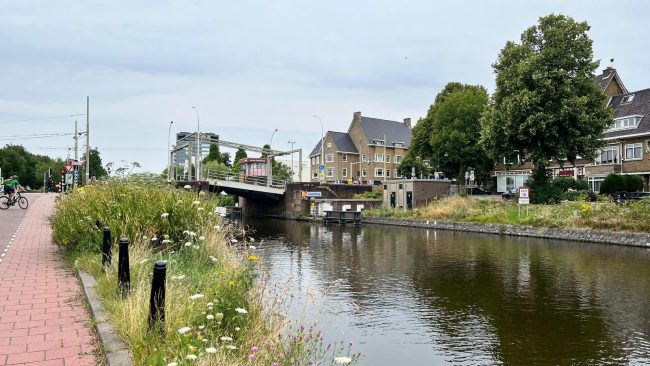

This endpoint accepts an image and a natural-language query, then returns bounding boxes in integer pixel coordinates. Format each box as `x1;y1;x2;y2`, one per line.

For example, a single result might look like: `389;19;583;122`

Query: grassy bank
364;196;650;233
51;180;360;366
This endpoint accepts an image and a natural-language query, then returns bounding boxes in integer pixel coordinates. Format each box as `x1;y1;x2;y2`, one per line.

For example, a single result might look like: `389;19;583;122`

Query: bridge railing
205;170;286;189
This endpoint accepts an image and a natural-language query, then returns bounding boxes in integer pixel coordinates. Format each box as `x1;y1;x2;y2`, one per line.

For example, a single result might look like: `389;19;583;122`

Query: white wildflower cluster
192;200;201;205
161;212;169;218
189;293;205;300
171;275;185;281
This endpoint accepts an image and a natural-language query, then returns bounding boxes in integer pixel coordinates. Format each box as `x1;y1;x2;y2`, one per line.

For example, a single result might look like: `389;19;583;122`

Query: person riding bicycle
4;175;21;201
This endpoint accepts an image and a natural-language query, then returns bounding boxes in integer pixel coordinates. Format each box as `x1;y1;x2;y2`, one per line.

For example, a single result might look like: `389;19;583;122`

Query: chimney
404;118;411;128
602;58;615;76
353;111;362;120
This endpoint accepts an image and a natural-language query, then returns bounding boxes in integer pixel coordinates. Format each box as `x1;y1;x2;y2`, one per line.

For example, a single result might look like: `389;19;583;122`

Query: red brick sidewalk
0;195;98;365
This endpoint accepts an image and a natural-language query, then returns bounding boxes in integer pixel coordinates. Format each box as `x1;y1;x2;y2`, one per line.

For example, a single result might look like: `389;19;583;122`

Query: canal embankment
363;216;650;247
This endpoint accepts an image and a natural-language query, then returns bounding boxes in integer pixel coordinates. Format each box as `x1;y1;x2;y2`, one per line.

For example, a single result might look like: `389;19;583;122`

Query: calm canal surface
243;218;650;365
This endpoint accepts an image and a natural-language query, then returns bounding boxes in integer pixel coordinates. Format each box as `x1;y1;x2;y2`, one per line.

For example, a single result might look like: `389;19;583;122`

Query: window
395;169;402;178
342;168;347;177
342;154;347;162
386;155;391;163
386;169;391;177
394;142;404;148
362;169;367;177
625;143;642;160
596;146;619;165
588;177;605;193
621;94;635;103
325;154;334;163
374;168;384;177
503;154;521;164
326;168;334;177
374;140;385;146
374;153;385;162
610;116;641;131
362;154;367;162
326;142;332;148
383;184;387;190
394;155;403;164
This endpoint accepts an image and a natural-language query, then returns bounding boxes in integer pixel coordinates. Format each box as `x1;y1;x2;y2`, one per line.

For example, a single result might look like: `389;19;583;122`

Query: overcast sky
1;0;648;173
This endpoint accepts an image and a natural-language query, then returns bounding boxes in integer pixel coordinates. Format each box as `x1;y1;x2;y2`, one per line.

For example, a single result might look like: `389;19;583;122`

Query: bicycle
0;192;28;210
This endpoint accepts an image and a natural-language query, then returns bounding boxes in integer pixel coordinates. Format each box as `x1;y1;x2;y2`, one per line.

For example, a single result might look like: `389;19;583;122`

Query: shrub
625;175;644;192
599;174;626;195
353;191;382;199
551;176;589;192
563;190;597;202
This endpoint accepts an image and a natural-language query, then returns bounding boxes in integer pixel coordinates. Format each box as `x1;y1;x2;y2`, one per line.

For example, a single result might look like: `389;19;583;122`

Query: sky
1;0;649;173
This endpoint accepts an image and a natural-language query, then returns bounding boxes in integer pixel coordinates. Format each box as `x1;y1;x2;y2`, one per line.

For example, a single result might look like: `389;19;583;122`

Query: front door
390;192;396;208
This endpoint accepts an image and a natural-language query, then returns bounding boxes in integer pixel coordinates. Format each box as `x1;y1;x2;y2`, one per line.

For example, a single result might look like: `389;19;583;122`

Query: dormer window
609;115;642;131
621;94;635;103
374;140;385;146
393;142;404;148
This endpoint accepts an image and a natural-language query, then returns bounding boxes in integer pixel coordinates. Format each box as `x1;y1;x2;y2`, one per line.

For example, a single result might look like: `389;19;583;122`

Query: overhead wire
0;114;86;124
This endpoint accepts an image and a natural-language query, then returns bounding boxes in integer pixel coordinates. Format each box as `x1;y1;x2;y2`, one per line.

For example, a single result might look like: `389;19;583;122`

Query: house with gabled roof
309;111;412;183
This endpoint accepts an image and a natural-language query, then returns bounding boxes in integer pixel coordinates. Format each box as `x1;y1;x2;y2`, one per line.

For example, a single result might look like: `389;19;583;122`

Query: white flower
197;207;205;212
225;345;237;350
162;239;172;244
164;234;169;239
178;327;191;334
230;238;238;244
188;231;197;237
189;294;205;300
209;256;218;263
220;191;228;196
198;325;205;330
192;201;201;205
202;338;208;343
206;314;214;320
186;354;197;361
142;236;149;240
220;336;233;341
248;245;256;250
235;327;241;331
249;238;255;243
167;363;178;366
183;185;192;190
213;225;221;231
151;237;158;241
184;242;192;247
207;302;214;307
334;357;352;365
161;213;169;218
234;307;248;314
192;245;199;249
205;347;217;354
171;275;186;280
199;236;206;241
183;230;190;235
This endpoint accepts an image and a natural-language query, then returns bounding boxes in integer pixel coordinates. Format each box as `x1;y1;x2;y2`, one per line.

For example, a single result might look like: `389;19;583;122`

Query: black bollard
148;261;167;333
102;227;112;271
118;238;131;297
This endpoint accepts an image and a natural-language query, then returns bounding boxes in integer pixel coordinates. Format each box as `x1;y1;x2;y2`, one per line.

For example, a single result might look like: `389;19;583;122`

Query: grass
364;195;650;233
52;179;361;366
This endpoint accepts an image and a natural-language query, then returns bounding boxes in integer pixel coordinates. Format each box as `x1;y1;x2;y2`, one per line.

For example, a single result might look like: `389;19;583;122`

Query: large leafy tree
204;144;222;164
0;145;65;189
81;148;108;179
480;14;612;186
232;148;247;174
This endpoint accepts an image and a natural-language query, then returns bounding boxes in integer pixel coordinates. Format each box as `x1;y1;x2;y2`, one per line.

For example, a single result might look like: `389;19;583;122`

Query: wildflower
151;237;158;241
220;336;233;341
162;239;172;244
334;357;352;365
209;256;218;263
207;302;214;307
185;242;192;247
184;185;192;190
231;238;238;244
167;363;178;366
192;201;201;205
199;236;206;241
171;275;185;280
192;245;199;249
235;327;241;331
205;347;217;354
183;230;190;235
249;238;255;243
214;225;221;231
178;327;191;334
235;307;248;314
272;363;279;366
197;207;205;212
186;354;197;361
225;345;237;350
198;325;205;330
142;236;149;240
229;280;235;286
248;255;260;261
249;245;256;250
215;313;224;322
251;346;259;352
202;339;208;343
164;234;169;239
189;294;205;300
206;314;214;320
248;354;255;360
161;213;169;218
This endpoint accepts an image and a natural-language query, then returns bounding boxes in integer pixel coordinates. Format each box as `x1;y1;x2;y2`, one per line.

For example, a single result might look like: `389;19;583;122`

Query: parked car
467;187;491;195
501;190;516;200
614;191;650;204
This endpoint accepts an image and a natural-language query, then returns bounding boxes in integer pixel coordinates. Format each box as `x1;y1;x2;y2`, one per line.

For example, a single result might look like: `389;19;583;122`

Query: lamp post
167;121;174;181
192;107;200;181
267;129;278;186
288;140;296;181
312;115;324;183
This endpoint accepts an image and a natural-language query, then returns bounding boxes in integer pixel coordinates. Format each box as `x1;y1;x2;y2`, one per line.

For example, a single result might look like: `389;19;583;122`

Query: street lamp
267;129;278;186
192;107;200;181
288;140;296;181
167;121;174;181
312;115;324;183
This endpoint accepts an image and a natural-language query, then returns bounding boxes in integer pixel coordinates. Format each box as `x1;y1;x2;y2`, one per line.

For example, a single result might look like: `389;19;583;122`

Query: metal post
148;261;166;333
298;148;303;183
167;121;174;181
118;238;130;297
85;96;90;185
102;227;112;271
192;107;200;182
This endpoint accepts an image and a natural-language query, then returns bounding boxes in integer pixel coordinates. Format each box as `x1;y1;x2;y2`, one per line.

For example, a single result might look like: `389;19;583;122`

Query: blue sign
306;191;322;198
319;165;325;171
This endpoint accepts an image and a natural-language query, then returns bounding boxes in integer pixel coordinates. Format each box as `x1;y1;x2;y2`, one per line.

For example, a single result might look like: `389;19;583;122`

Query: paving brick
0;195;98;364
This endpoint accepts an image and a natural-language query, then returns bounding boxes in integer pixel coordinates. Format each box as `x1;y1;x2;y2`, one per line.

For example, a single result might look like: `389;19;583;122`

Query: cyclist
4;175;21;201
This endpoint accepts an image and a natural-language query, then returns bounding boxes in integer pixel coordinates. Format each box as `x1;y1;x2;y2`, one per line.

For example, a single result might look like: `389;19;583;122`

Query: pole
148;261;167;333
118;238;131;297
288;140;295;181
167;121;174;181
192;107;200;182
383;133;387;182
298;148;303;183
268;129;278;187
102;227;112;271
313;115;324;183
85;96;90;185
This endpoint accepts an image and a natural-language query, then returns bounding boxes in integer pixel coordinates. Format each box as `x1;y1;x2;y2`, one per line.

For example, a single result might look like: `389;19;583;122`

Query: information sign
306;191;322;198
518;188;530;205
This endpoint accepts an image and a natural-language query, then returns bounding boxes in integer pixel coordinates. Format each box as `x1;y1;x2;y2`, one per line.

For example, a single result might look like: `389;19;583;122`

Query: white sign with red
518;188;530;205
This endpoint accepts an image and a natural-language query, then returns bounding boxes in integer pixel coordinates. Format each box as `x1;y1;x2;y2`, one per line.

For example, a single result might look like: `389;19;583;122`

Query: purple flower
272;363;279;366
248;353;255;360
251;346;259;353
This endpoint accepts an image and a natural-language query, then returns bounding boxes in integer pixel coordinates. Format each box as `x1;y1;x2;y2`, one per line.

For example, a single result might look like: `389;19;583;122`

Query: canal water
243;218;650;365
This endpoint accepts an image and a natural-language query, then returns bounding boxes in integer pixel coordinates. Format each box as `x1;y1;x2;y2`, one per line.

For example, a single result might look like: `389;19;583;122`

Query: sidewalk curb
77;270;133;366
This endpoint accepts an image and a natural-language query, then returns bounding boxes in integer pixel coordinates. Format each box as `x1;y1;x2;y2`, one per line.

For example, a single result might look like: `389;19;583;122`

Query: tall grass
52;181;361;365
364;195;650;233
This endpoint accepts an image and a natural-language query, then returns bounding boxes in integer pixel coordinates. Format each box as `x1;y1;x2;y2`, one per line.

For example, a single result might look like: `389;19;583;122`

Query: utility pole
85;96;90;185
383;133;387;182
74;121;79;161
288;140;295;181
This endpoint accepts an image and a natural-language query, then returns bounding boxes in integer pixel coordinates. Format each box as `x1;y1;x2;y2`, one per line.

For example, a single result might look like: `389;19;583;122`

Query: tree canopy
0;145;65;189
480;14;612;181
232;148;247;174
82;148;108;179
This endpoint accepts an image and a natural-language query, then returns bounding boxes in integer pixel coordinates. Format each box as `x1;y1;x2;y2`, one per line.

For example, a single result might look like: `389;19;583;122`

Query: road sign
306;191;322;198
319;165;325;171
518;188;530;205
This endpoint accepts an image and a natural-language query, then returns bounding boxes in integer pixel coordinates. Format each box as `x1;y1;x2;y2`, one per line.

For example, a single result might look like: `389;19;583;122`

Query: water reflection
244;218;650;365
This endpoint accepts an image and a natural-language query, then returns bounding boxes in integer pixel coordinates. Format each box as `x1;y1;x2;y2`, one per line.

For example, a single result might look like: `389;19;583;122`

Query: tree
82;148;108;179
425;82;490;183
480;14;613;197
232;148;247;174
0;145;64;189
220;152;232;168
205;144;222;164
397;154;431;179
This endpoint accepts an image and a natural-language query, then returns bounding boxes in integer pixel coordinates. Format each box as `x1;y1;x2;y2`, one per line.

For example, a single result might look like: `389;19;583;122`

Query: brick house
309;112;412;184
492;66;650;193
